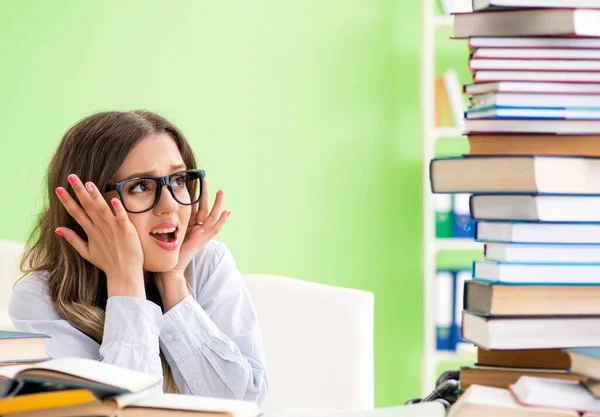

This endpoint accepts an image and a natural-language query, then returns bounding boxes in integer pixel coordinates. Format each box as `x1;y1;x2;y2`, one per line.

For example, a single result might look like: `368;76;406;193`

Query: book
447;384;579;417
460;365;583;390
583;379;600;398
473;70;600;83
454;9;600;38
464;279;600;315
0;331;50;364
436;270;454;351
444;70;466;132
462;311;600;350
465;118;600;134
467;134;600;157
470;194;600;222
435;194;453;238
484;242;600;263
475;221;600;244
567;348;600;380
471;48;600;60
464;82;600;95
469;58;600;72
476;347;571;369
452;194;473;238
469;37;600;49
510;376;600;413
0;357;160;398
11;392;262;417
272;401;446;417
453;270;470;348
473;260;600;285
430;155;600;194
466;107;600;120
435;75;454;127
469;93;600;111
0;389;98;415
473;0;600;10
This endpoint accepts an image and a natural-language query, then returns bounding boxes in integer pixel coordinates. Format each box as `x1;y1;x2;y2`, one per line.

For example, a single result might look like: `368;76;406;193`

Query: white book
466;107;600;120
473;70;600;83
474;260;600;284
472;48;600;60
448;384;579;417
465;82;600;95
470;194;600;222
470;93;600;110
511;376;600;414
474;0;600;11
443;70;465;131
465;118;600;134
462;311;600;350
485;242;600;263
471;58;600;72
476;221;600;244
469;37;600;49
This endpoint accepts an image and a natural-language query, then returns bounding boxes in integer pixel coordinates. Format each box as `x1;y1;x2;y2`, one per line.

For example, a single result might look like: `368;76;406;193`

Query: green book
435;194;453;238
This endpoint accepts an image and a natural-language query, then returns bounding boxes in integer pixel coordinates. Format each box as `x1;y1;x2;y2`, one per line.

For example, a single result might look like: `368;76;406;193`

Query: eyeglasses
104;169;205;214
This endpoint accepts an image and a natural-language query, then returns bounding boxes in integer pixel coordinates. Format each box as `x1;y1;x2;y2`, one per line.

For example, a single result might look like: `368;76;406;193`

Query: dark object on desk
404;370;460;409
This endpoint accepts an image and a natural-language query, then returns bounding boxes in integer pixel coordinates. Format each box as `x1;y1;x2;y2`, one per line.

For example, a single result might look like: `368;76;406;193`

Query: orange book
0;389;98;414
468;134;600;157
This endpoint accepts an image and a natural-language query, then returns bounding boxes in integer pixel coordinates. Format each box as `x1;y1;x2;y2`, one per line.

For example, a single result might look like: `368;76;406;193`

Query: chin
142;251;180;273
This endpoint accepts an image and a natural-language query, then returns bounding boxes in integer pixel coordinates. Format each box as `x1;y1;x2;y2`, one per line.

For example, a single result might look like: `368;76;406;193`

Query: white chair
244;274;375;415
0;240;25;331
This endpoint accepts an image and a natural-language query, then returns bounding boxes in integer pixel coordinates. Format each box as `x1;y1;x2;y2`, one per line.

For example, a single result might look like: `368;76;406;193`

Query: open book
7;391;262;417
0;357;161;398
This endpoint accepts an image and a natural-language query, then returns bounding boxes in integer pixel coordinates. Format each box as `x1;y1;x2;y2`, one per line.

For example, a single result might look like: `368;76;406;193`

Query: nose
153;184;180;213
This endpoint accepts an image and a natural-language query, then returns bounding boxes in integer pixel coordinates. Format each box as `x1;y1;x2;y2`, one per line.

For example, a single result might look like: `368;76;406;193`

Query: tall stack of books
430;0;600;414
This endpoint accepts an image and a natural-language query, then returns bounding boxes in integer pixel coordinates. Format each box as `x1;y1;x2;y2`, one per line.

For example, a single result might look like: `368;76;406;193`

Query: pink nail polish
55;188;65;197
55;229;64;237
68;174;77;185
111;199;119;207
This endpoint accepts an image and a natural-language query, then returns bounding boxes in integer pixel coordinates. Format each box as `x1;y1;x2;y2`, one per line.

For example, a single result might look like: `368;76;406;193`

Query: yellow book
0;388;98;414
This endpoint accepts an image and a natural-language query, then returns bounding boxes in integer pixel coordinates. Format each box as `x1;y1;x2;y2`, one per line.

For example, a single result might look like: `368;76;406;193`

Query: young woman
8;110;268;404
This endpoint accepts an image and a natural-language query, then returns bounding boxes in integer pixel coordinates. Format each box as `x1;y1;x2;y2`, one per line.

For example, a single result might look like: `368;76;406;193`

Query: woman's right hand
55;174;146;298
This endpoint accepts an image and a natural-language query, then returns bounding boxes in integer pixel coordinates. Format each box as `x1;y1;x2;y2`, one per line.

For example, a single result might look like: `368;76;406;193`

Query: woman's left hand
155;179;230;311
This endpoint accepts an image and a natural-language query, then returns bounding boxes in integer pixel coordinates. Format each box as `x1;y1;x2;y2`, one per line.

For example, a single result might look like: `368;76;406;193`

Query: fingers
67;175;109;226
199;189;224;228
110;198;130;226
201;210;230;237
196;178;210;221
55;186;93;232
55;227;90;261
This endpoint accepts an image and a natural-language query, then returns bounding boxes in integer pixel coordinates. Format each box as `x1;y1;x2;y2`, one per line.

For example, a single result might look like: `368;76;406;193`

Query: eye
171;174;187;188
126;179;152;194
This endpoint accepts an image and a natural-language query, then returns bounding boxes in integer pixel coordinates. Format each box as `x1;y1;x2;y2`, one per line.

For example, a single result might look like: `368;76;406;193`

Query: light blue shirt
8;240;268;405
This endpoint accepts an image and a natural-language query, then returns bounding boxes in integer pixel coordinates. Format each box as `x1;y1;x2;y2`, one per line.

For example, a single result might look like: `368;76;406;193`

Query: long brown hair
21;110;197;393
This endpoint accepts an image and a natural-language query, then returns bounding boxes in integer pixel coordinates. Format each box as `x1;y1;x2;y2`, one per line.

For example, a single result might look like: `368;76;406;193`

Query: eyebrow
122;164;187;180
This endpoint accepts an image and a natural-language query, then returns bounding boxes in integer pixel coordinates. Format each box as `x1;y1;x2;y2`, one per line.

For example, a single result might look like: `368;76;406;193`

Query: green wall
0;0;431;406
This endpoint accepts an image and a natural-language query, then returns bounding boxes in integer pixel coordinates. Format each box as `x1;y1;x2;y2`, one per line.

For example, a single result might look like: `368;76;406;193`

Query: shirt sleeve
159;242;268;405
8;274;165;393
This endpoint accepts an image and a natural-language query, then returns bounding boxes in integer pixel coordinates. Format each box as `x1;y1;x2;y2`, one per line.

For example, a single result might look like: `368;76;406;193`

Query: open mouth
149;226;179;243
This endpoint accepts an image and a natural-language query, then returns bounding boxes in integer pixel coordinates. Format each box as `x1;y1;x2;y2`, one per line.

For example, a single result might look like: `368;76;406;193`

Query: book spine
436;194;454;238
436;270;455;351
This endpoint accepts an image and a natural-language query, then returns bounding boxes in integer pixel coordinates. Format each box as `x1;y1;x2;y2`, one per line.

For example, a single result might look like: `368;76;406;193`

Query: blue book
452;194;474;238
452;270;471;349
436;270;454;351
466;106;600;120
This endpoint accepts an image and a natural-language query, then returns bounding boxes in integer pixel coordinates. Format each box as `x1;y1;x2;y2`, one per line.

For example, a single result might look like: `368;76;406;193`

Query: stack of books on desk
0;331;260;416
430;0;600;415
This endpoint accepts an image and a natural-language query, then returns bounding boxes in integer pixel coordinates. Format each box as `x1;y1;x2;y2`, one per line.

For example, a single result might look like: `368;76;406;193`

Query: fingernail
55;187;65;197
55;228;64;237
227;210;231;217
111;199;119;207
68;174;77;185
85;182;94;193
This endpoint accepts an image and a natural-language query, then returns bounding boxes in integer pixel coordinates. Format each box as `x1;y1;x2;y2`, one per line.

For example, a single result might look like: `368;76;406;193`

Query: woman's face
107;133;192;272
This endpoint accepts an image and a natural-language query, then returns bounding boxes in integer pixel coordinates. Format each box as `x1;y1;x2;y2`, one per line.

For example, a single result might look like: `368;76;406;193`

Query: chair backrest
0;240;25;331
244;274;374;415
